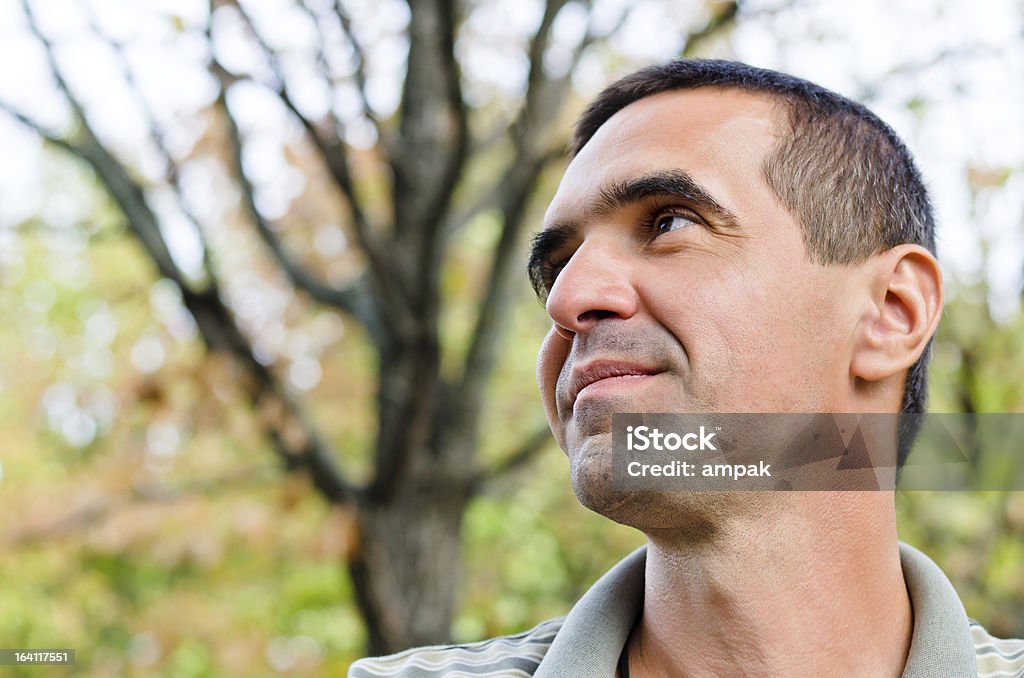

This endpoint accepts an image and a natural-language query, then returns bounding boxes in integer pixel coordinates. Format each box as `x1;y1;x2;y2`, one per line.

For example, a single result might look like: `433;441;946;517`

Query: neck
628;492;912;678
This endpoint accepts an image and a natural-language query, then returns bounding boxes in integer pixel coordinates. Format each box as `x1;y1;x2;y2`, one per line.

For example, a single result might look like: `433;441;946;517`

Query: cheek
641;258;835;370
639;256;752;354
728;267;849;401
537;327;570;424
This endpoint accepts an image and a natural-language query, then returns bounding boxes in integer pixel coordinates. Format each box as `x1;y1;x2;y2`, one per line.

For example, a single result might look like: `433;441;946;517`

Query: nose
545;238;639;335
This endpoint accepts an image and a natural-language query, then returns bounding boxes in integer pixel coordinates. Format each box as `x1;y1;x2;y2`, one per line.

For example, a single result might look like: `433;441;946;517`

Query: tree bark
349;473;472;653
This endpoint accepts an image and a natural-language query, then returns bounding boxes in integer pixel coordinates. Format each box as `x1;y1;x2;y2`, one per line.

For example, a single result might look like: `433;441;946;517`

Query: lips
567;360;662;404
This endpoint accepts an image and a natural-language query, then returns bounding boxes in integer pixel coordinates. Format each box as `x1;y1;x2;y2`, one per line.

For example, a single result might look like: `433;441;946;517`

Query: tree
1;0;740;654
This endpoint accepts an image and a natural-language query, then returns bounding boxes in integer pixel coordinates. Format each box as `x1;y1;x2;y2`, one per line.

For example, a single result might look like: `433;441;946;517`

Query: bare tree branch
0;99;78;155
473;425;554;491
179;286;360;505
215;85;384;344
394;0;469;289
444;0;629;239
453;0;605;431
295;0;382;146
442;0;587;237
513;0;572;145
681;0;740;57
15;0;360;507
82;5;217;280
221;1;364;233
455;149;560;411
322;0;381;132
212;1;408;337
227;0;344;138
20;0;186;286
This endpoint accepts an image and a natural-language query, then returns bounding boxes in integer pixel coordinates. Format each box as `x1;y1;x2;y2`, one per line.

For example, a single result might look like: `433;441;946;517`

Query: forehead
547;88;784;221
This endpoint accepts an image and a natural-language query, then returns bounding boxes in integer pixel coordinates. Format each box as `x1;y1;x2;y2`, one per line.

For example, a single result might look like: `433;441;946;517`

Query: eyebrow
527;169;740;298
595;169;739;224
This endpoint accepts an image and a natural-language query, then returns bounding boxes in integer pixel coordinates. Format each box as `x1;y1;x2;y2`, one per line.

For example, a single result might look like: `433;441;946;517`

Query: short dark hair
571;59;936;468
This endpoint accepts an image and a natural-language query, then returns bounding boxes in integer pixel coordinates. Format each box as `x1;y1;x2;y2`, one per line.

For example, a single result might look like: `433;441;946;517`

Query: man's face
532;88;865;518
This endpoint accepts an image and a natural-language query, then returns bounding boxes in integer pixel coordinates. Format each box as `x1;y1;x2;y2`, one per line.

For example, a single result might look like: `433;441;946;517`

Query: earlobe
850;245;943;383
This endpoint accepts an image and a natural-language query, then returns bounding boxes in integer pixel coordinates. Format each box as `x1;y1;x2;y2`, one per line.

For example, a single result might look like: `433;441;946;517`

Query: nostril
578;309;617;323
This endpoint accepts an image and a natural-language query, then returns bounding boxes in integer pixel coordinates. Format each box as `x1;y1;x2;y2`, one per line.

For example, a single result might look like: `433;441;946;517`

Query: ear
850;245;943;383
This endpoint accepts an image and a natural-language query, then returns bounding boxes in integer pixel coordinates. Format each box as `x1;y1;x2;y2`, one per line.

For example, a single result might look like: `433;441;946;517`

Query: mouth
567;360;663;405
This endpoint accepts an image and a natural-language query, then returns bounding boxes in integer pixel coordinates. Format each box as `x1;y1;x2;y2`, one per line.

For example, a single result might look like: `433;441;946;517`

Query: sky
1;0;1022;319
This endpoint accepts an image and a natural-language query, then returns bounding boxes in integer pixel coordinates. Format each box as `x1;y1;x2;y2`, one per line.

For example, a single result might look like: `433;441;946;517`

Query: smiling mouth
568;361;662;405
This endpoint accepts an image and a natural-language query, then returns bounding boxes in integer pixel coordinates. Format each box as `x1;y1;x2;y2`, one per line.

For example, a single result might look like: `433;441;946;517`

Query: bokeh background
1;0;1023;675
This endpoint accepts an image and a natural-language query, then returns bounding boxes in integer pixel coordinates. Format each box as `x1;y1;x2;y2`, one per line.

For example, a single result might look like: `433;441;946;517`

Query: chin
567;433;753;539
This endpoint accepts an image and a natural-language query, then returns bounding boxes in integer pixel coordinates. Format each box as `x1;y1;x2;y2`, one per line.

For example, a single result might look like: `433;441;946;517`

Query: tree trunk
349;472;471;654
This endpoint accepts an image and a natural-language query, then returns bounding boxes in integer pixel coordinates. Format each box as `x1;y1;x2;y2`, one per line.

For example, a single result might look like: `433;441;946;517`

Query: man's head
529;60;942;525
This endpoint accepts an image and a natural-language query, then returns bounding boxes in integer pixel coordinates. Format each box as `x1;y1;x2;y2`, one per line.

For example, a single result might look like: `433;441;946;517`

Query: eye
537;256;570;297
655;213;698;235
545;259;567;286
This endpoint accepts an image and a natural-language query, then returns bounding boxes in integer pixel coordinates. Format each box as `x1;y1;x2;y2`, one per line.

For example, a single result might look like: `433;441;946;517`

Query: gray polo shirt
349;542;1023;677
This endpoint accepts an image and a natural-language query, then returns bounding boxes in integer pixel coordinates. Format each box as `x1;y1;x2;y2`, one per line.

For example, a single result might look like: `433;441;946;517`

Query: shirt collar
535;542;976;677
899;541;976;677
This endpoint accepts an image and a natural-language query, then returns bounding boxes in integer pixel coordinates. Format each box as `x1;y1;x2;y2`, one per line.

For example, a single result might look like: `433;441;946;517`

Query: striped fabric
349;544;1024;677
347;618;562;678
973;623;1024;677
